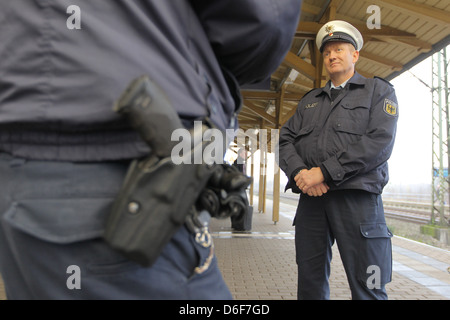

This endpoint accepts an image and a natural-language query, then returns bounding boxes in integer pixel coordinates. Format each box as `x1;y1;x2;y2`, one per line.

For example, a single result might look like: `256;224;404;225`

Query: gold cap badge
325;24;334;36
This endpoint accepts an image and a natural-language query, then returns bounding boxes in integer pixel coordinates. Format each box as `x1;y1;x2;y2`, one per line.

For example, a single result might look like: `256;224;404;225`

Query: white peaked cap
316;20;364;52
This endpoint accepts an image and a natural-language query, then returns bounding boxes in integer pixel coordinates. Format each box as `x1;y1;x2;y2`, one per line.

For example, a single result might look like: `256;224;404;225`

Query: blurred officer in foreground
0;1;301;299
278;20;398;300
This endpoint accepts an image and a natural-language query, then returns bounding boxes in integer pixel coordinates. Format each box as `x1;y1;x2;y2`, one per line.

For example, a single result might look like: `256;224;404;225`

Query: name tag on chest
305;102;318;109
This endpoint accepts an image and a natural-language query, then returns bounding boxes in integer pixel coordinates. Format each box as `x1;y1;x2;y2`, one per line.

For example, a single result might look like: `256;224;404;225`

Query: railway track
383;200;448;224
384;210;430;224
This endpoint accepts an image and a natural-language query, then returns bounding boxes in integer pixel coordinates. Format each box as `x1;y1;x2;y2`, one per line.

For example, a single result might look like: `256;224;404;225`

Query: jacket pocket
296;124;315;138
339;102;370;127
334;117;366;136
1;197;146;276
294;124;315;146
294;124;315;163
358;223;393;286
340;97;371;113
3;198;113;244
341;103;370;111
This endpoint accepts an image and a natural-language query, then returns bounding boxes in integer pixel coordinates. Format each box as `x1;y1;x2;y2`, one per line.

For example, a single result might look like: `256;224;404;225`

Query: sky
388;54;435;185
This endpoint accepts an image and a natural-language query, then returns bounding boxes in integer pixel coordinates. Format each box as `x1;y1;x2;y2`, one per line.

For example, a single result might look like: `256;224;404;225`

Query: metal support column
249;147;254;207
431;46;450;227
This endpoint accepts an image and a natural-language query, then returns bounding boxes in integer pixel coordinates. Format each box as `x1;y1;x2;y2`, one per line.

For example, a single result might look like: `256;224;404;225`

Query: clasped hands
294;167;329;197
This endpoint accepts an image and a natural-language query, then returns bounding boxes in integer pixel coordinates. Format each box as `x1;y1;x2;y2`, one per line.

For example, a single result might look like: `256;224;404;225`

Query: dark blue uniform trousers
0;153;232;299
295;190;392;300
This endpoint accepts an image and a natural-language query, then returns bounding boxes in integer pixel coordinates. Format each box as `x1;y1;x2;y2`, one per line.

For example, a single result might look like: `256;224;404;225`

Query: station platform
210;195;450;300
0;196;448;301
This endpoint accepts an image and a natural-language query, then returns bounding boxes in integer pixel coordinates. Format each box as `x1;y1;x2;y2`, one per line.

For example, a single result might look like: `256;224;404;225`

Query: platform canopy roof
237;0;450;137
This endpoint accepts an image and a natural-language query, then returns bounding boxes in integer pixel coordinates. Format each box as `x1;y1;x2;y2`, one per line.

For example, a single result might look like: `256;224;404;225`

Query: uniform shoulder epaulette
374;76;393;87
302;87;319;98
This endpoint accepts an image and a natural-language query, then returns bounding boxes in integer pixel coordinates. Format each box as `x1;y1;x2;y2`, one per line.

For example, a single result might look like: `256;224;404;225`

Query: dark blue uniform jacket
278;72;398;195
0;0;301;161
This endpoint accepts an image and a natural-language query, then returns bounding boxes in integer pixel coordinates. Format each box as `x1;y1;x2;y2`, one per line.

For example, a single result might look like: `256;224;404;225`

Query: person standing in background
233;148;247;174
278;20;398;300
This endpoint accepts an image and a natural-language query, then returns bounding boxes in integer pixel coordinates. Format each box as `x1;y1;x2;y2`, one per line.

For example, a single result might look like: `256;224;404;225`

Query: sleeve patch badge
383;99;398;116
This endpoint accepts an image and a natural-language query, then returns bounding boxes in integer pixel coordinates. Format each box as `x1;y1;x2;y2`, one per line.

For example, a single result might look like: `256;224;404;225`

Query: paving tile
211;199;450;300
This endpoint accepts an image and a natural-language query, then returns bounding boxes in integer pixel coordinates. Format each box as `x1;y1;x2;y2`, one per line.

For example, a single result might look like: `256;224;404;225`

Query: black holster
103;75;251;267
104;156;215;267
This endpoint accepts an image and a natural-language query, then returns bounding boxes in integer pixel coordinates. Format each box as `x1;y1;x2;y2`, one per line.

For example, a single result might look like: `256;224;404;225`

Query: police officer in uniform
278;20;398;300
